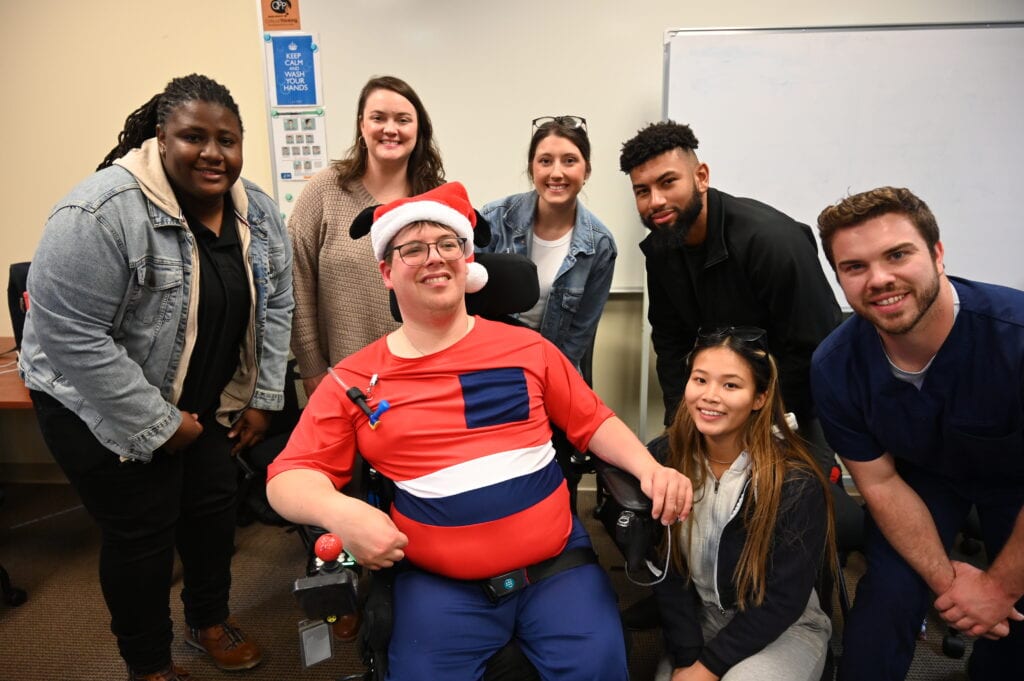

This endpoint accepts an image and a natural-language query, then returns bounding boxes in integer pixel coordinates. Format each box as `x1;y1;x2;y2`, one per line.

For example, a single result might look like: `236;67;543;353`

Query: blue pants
386;525;628;681
839;466;1024;681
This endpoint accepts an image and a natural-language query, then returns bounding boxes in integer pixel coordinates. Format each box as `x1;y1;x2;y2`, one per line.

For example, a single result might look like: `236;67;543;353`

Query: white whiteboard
665;23;1024;305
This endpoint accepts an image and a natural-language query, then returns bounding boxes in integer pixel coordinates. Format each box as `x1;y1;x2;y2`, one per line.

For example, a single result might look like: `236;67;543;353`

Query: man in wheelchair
267;182;691;680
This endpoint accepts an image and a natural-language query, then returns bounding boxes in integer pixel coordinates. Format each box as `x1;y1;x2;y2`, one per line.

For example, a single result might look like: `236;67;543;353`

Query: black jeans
31;391;239;673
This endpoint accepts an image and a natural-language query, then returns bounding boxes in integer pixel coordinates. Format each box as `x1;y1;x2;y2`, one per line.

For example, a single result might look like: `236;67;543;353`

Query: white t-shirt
519;230;572;330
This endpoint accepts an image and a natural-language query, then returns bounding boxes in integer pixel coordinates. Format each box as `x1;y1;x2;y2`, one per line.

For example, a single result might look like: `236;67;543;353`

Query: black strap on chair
0;488;27;607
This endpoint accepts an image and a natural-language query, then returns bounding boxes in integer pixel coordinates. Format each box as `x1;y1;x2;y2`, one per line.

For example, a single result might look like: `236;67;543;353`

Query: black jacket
640;188;842;425
653;467;831;677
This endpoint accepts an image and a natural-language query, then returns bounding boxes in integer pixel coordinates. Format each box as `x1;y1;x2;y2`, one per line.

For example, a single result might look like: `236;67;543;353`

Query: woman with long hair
289;75;444;398
654;327;834;681
20;74;293;681
479;116;616;509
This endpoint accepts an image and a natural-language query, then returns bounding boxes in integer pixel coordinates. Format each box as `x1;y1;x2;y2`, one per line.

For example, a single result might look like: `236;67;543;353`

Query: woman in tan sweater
289;75;445;397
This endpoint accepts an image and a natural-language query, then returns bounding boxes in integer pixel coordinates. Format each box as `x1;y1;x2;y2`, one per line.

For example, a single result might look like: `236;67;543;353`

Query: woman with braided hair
20;74;293;681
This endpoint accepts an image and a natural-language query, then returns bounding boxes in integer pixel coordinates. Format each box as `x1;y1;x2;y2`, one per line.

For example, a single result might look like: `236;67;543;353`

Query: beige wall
1;1;1021;480
0;0;273;321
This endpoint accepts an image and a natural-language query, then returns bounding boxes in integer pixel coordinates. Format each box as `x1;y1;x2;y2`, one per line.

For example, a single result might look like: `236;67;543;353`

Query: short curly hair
817;187;940;269
619;121;699;173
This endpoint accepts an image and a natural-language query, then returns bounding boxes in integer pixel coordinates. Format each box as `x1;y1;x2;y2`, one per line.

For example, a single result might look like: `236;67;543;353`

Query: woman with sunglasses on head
289;76;444;398
653;327;834;681
480;116;617;509
19;74;293;681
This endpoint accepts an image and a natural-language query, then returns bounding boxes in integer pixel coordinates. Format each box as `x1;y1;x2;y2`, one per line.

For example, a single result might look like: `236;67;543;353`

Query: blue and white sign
271;34;319;106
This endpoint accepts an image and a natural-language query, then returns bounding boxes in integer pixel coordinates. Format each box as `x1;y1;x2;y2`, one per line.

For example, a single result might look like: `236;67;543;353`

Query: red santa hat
350;181;489;293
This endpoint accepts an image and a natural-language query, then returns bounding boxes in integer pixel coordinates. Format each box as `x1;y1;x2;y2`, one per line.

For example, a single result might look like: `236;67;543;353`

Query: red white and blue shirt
269;317;613;579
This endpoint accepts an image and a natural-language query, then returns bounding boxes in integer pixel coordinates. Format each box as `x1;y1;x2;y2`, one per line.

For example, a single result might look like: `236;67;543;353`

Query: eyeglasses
695;326;768;352
531;115;588;133
387;236;469;266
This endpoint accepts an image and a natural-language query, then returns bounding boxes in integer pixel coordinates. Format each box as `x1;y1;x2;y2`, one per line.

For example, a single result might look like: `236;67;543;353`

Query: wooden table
0;338;30;410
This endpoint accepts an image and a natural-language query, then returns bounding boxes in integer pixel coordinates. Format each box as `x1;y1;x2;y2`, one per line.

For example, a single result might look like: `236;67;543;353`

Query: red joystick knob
315;533;343;562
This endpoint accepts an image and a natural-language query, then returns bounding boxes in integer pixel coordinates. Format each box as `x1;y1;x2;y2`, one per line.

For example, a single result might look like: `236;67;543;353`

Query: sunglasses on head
695;326;768;352
531;115;588;132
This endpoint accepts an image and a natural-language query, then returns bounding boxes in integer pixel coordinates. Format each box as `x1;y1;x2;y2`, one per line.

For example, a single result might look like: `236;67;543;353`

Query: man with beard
811;187;1024;680
619;121;842;465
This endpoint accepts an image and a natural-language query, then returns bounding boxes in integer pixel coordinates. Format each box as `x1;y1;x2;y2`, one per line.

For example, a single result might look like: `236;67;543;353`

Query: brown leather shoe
127;663;194;681
331;612;362;642
185;618;262;671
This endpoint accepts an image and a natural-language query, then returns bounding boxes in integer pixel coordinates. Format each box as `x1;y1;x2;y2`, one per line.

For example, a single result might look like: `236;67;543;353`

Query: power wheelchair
289;251;544;679
285;250;661;679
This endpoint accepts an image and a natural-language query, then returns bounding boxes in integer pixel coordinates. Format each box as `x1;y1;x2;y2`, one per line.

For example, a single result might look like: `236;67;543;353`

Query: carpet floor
0;482;975;680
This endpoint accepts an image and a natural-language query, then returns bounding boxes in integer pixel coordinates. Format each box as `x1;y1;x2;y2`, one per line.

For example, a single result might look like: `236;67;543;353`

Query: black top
640;188;843;425
178;198;250;420
654;466;832;677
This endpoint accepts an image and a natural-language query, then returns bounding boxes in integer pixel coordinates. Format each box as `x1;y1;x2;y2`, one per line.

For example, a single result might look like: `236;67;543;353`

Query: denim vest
20;141;293;461
479;191;616;368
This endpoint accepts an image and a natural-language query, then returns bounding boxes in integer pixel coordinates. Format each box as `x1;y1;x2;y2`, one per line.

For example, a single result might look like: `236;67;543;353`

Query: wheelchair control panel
292;532;360;668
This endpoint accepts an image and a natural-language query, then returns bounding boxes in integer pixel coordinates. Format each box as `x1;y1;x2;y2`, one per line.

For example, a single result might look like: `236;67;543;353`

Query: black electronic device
291;533;360;668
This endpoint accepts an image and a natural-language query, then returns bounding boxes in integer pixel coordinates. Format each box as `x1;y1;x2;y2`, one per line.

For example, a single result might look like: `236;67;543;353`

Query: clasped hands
934;560;1023;639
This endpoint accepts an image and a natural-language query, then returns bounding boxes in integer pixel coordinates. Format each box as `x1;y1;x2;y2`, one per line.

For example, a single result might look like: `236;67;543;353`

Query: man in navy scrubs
811;186;1024;680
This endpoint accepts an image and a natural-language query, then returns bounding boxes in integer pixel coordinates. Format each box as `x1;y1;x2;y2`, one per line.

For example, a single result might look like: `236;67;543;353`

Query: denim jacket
480;191;616;369
20;138;294;461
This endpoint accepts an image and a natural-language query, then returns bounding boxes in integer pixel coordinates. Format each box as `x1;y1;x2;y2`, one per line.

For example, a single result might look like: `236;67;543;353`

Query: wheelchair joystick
293;532;359;632
314;533;344;570
293;532;360;669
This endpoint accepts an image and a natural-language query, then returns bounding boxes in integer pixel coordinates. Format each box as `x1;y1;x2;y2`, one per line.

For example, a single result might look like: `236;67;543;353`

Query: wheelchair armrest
593;459;660;574
593;459;652;514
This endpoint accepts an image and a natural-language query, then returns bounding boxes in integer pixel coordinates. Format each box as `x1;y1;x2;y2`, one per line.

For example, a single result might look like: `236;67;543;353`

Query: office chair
0;487;27;607
7;262;30;351
0;563;26;607
1;263;31;608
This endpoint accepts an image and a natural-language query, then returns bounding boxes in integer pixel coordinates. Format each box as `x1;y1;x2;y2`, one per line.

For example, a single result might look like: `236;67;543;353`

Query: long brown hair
664;331;836;609
333;75;444;195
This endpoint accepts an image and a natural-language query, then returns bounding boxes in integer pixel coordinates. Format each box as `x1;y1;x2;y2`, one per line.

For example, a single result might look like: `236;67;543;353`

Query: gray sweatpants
654;589;831;681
